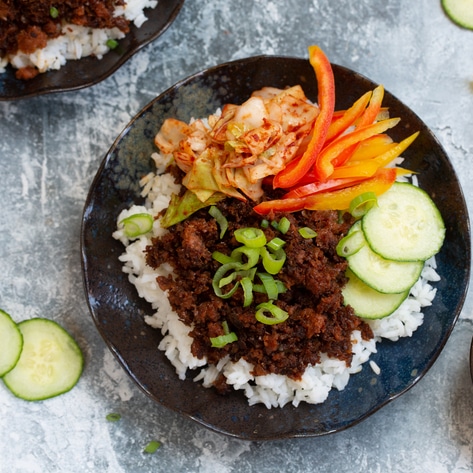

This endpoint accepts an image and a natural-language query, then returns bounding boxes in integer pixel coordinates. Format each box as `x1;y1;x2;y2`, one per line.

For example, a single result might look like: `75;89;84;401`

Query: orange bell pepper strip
331;85;386;168
253;168;396;215
272;45;335;189
312;117;400;181
325;90;372;143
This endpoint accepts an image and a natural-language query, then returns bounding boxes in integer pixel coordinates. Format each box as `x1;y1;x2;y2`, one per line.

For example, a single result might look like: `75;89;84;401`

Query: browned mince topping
0;0;129;78
145;183;374;392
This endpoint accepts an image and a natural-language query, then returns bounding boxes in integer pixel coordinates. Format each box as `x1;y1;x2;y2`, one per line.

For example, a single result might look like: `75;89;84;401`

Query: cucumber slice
362;182;445;262
0;309;23;377
442;0;473;30
3;318;84;401
346;222;424;294
342;270;409;319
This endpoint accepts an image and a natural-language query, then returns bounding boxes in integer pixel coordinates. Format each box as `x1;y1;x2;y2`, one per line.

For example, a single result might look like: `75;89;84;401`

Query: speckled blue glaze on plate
81;56;470;440
0;0;184;101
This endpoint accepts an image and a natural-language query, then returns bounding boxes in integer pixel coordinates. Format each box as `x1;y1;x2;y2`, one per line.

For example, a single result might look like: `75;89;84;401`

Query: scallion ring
212;250;234;265
298;227;317;239
261;246;286;275
212;262;242;298
209;206;228;238
50;6;59;18
336;230;365;257
277;217;291;234
230;246;261;269
255;301;289;325
240;276;254;307
234;227;267;248
266;237;286;252
106;39;119;50
349;192;378;218
119;213;153;238
257;273;280;300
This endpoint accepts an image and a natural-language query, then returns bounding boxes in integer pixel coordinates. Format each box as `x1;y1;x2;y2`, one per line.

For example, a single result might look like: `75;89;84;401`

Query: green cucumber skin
361;182;445;262
2;318;84;401
342;270;409;320
0;309;24;377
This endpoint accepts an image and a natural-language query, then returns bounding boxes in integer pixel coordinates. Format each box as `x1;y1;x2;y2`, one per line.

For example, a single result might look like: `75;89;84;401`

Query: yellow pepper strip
313;117;400;181
325;90;372;143
330;132;419;179
303;168;397;211
348;134;395;161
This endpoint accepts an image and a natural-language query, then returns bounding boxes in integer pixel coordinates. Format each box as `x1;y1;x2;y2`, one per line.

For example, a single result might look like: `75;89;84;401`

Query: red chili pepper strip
253;168;396;215
313;117;400;181
283;176;367;199
325;90;372;143
272;45;335;189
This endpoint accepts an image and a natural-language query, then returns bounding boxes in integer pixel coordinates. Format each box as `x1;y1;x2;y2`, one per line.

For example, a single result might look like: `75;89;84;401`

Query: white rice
0;0;158;75
113;151;440;408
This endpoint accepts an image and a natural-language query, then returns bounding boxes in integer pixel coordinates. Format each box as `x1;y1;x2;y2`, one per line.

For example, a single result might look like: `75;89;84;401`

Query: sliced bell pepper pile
253;45;419;216
253;168;397;215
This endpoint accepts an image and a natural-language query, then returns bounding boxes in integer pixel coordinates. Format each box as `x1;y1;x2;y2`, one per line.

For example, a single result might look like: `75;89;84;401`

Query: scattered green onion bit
298;227;317;239
143;440;162;454
266;237;286;252
119;213;153;238
240;276;254;307
106;39;119;50
50;6;59;18
212;262;242;299
106;412;121;422
234;227;266;248
255;301;289;325
209;206;228;238
349;192;378;218
277;217;291;234
261;247;286;275
336;230;365;257
211;250;234;265
230;246;261;269
260;219;269;229
257;273;280;300
210;321;238;348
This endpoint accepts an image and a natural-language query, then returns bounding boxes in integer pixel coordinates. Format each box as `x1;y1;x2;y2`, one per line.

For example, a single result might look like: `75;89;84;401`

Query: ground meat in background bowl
0;0;157;79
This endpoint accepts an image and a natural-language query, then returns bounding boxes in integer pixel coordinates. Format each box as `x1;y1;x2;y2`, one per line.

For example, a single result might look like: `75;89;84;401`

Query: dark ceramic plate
81;55;470;440
0;0;184;101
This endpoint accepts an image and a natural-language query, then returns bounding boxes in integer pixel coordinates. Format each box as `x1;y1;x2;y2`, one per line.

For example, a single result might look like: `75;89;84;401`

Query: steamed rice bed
113;150;440;409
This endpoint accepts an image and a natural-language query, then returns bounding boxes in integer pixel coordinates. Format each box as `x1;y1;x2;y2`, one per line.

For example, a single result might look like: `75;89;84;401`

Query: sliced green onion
106;39;119;50
143;440;162;453
119;213;153;238
261;247;286;275
210;322;238;348
336;230;365;257
234;227;267;248
240;276;254;307
212;262;242;298
349;192;378;218
271;220;280;231
253;280;286;294
106;413;121;422
257;272;280;300
260;219;269;229
209;206;228;238
212;250;234;265
50;6;59;18
230;246;261;269
255;301;289;325
277;217;291;234
266;237;286;252
298;227;317;239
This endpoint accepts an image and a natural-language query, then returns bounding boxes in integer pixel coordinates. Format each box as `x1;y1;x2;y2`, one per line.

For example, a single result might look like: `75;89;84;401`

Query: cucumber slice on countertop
342;270;409;319
346;221;424;294
0;309;23;377
3;318;84;401
362;182;445;262
442;0;473;30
